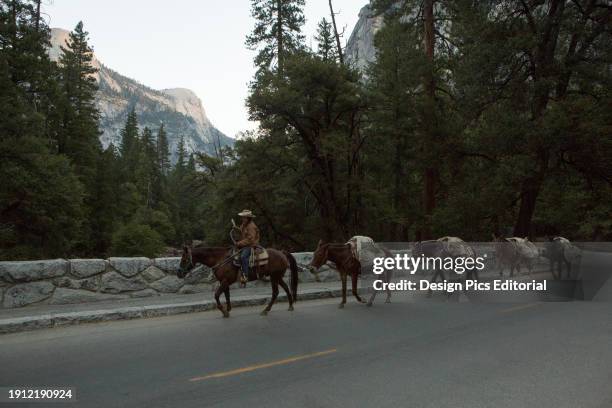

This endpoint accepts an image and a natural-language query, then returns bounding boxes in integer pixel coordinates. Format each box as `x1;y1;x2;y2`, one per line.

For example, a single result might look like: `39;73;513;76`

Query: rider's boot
239;268;248;288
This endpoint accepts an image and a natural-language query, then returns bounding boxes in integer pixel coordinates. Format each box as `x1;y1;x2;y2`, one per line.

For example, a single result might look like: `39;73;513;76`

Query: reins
210;252;237;270
185;247;236;272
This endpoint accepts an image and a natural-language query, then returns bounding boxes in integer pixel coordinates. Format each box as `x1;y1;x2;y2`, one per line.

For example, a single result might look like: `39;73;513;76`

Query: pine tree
186;154;196;173
56;21;103;251
0;1;85;259
1;0;53;109
90;145;121;255
245;0;305;75
57;21;101;166
135;126;156;205
119;108;139;179
175;134;187;172
315;18;338;62
156;123;170;175
365;18;420;240
141;126;156;161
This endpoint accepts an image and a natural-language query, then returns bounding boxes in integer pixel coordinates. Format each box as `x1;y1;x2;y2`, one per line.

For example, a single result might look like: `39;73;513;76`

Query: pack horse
310;236;394;308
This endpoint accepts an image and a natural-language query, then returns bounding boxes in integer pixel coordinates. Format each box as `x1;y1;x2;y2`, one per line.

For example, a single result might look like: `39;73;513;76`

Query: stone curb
0;288;369;335
0;269;555;335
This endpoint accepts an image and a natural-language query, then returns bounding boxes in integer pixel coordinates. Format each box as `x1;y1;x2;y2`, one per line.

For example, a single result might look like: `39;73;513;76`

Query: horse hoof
338;303;345;309
385;299;391;304
222;311;230;318
260;310;268;316
288;305;294;311
366;302;373;307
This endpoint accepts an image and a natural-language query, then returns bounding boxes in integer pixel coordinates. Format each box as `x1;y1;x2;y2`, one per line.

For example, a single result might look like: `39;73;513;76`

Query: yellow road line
189;348;338;382
499;303;540;314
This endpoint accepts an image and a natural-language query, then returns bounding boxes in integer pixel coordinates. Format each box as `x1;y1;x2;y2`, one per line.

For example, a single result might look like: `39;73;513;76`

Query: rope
210;252;238;270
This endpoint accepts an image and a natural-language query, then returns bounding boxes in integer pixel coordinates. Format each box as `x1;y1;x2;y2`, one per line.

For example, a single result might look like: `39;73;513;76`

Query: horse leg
339;271;347;308
370;268;392;306
278;277;294;311
367;268;380;307
525;261;530;276
215;280;230;318
385;269;392;303
261;277;279;316
224;286;231;312
427;269;440;298
439;270;453;299
367;287;377;307
351;269;365;304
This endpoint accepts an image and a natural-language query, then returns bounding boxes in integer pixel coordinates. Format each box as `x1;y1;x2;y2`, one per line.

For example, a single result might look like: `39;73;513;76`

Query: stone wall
0;254;334;309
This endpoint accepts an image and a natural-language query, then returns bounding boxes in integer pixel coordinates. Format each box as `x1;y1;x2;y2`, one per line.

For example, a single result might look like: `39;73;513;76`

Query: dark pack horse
177;245;299;317
542;236;581;280
309;240;394;308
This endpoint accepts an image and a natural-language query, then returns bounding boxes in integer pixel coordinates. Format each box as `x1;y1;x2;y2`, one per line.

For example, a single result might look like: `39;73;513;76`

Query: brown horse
309;240;368;308
177;245;298;317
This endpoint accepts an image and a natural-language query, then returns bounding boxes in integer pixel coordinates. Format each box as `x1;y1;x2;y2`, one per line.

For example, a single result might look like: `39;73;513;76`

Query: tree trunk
10;0;17;45
421;0;436;240
513;178;541;238
328;0;344;64
277;0;283;74
511;0;565;237
34;0;41;32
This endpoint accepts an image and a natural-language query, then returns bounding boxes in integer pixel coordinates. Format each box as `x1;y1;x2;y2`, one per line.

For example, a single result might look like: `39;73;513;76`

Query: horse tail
284;250;299;302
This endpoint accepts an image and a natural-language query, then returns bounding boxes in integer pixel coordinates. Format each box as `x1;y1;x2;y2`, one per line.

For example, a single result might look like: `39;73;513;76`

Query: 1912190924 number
7;388;74;400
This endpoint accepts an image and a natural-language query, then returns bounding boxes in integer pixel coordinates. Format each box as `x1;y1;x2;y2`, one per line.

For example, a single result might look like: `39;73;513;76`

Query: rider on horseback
236;209;260;287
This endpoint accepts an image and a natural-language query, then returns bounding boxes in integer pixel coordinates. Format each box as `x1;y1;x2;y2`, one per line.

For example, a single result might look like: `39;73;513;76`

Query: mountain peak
161;88;209;129
345;4;384;73
163;87;199;100
47;27;232;158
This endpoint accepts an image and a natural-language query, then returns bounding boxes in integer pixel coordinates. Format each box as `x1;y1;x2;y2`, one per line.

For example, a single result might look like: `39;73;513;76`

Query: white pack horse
347;236;393;306
493;235;539;276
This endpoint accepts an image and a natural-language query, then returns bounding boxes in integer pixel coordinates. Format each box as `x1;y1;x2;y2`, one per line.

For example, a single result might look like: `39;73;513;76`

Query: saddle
250;246;269;267
232;246;269;281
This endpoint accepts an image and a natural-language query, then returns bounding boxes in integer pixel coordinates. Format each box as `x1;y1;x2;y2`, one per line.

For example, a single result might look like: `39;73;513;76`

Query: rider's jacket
237;220;260;248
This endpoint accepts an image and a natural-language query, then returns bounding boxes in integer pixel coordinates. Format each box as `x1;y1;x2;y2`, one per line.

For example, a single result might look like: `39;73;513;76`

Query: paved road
1;292;611;408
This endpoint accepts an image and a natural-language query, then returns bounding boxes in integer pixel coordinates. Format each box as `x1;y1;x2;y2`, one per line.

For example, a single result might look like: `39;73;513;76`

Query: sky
43;0;366;139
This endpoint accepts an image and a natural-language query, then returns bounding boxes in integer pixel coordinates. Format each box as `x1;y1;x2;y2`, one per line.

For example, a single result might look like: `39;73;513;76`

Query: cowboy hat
237;209;256;218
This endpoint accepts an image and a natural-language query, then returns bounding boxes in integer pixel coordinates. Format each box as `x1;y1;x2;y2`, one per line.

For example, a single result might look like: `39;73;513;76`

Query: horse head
177;244;193;278
310;239;329;272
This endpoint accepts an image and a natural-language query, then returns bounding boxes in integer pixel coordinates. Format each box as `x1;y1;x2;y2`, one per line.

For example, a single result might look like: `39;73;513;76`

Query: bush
110;222;165;257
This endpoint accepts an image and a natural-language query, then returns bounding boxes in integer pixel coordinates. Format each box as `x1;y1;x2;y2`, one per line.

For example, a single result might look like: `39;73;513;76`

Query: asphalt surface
1;291;611;408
